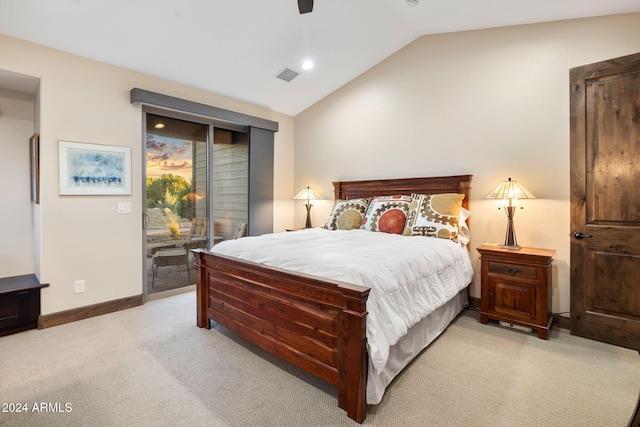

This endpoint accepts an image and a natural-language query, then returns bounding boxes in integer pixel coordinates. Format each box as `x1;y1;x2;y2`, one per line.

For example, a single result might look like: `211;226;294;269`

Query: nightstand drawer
488;261;537;280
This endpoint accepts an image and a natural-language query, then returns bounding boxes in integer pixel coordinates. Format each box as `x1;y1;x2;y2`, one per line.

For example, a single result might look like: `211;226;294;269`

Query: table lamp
293;186;323;228
484;178;535;250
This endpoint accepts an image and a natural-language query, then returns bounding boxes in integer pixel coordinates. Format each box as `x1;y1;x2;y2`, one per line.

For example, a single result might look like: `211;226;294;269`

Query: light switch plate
118;202;132;214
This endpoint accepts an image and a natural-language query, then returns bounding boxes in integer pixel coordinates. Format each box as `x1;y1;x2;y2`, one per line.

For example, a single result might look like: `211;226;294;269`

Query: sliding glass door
144;113;208;294
143;110;249;295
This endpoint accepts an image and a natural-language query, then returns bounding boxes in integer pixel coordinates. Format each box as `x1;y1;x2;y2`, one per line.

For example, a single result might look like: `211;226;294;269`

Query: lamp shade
293;187;323;201
484;178;535;200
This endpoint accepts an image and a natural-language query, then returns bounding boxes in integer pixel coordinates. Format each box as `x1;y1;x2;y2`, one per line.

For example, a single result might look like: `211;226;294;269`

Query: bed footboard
193;249;370;423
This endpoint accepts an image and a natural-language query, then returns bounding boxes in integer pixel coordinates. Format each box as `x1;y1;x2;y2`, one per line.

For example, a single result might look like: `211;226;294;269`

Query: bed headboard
332;175;472;211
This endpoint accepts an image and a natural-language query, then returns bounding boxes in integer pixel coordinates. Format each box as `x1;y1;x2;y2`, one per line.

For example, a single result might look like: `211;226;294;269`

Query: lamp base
304;204;313;228
503;206;519;250
500;244;521;251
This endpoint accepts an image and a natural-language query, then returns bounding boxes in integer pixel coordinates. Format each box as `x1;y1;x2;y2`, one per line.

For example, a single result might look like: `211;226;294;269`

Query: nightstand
477;245;556;339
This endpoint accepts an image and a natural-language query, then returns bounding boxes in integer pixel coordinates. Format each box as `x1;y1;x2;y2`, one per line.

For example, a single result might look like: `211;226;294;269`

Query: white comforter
211;228;473;373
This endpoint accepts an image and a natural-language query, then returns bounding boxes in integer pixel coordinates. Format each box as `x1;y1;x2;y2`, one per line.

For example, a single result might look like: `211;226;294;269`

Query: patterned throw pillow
324;198;370;230
360;195;412;234
404;193;465;242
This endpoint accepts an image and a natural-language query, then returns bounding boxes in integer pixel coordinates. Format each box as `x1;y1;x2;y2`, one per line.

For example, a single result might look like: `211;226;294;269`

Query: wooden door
570;52;640;351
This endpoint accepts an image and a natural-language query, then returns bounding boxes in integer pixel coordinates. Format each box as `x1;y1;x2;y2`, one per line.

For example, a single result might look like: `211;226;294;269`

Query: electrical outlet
74;280;85;294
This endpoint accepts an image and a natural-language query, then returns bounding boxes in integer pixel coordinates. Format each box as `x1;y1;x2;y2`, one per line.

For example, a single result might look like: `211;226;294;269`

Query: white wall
3;13;639;319
293;13;640;313
0;88;35;276
0;33;295;315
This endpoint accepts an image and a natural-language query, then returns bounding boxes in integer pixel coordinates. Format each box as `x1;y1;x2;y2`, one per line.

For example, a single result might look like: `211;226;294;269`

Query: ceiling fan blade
298;0;314;14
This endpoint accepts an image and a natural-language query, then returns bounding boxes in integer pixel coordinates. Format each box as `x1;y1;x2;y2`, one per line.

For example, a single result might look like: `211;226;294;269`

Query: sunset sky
146;134;192;181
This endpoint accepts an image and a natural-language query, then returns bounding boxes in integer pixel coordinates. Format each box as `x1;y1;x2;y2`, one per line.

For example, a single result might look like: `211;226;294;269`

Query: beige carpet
0;291;638;427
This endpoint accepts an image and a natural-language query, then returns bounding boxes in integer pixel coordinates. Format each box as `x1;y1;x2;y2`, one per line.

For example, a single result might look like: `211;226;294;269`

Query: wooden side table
0;274;49;336
477;245;556;339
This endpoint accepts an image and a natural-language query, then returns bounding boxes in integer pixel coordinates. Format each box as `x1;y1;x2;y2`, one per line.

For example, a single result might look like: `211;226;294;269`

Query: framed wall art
30;133;40;204
58;140;132;195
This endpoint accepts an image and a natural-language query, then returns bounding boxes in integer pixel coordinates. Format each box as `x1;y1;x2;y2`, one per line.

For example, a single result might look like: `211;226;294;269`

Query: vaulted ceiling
1;0;639;115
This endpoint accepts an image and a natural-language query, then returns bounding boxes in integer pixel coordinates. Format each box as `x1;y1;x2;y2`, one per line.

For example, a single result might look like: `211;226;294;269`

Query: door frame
131;89;278;297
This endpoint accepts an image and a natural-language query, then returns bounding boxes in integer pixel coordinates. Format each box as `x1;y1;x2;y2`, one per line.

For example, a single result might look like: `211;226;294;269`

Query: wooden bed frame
194;174;472;423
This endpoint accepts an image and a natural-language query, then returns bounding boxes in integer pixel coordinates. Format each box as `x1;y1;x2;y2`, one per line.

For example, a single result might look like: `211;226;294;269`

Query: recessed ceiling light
154;123;165;129
301;60;314;70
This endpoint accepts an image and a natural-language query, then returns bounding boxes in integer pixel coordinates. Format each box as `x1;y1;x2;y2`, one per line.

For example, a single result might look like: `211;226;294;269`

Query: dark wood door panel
573;235;639;341
586;72;640;224
589;250;640;318
571;52;640;351
572;311;640;350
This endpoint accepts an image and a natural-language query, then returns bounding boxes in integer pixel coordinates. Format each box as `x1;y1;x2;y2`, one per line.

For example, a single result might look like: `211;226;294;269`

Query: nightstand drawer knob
502;267;521;275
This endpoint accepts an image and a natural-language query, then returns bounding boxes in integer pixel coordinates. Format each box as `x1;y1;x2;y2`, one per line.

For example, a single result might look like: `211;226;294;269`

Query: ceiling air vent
275;67;299;82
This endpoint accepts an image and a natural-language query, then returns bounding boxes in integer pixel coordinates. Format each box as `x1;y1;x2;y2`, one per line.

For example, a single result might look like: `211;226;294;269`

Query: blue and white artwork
59;141;131;195
67;148;124;188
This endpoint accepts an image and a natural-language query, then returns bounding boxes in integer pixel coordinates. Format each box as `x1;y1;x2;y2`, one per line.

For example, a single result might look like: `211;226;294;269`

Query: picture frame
58;140;132;195
30;133;40;204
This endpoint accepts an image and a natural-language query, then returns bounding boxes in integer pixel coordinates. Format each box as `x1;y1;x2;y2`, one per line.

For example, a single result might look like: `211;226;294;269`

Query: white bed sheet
211;228;473;376
367;288;467;404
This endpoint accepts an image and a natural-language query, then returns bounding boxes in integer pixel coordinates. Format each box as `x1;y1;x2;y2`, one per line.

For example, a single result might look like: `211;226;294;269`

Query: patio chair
186;217;208;250
151;248;190;288
233;221;247;239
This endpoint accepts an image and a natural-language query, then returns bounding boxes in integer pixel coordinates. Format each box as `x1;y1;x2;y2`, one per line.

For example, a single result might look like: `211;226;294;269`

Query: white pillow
458;207;471;246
